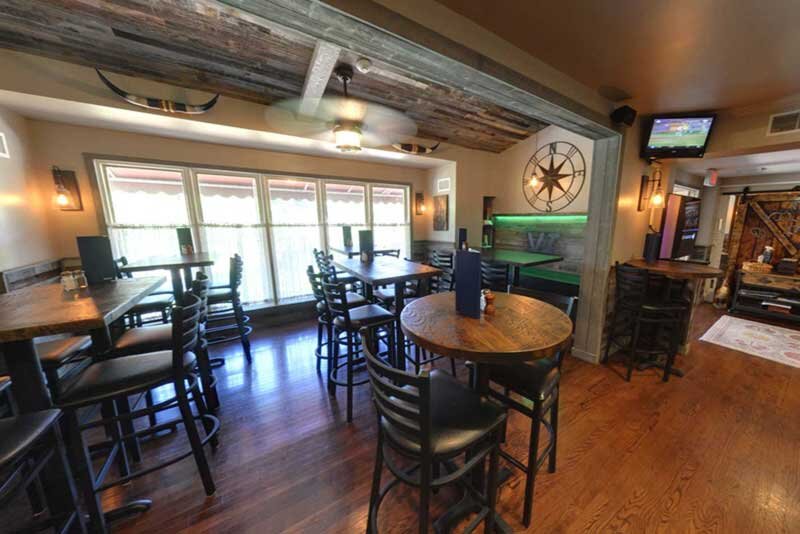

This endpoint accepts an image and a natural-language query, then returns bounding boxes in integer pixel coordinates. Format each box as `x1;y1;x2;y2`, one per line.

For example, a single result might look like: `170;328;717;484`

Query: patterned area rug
700;315;800;368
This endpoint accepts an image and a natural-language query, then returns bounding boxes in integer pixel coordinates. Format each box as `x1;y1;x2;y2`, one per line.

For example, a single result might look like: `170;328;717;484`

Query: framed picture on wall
433;194;449;231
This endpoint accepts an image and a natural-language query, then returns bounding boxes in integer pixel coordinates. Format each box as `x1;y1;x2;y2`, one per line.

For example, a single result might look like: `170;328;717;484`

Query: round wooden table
400;292;573;366
400;291;572;534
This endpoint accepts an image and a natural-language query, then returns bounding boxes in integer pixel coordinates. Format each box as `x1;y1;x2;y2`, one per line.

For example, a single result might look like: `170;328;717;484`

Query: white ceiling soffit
676;147;800;177
0;90;445;169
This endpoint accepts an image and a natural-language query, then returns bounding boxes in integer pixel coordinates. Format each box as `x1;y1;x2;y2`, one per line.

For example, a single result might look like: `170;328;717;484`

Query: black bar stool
481;260;510;292
111;274;219;413
481;287;577;527
206;254;252;363
306;266;367;388
322;277;395;423
55;294;219;533
0;410;86;534
363;328;506;534
603;263;688;381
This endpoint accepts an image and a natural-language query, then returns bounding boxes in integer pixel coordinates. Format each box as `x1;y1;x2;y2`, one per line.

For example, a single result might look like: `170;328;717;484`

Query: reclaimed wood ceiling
0;0;548;152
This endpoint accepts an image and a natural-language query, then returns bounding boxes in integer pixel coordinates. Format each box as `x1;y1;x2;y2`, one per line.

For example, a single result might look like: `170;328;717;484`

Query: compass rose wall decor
522;141;586;212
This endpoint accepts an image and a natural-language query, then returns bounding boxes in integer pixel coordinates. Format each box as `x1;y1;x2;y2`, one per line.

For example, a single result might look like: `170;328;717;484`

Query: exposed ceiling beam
299;40;341;116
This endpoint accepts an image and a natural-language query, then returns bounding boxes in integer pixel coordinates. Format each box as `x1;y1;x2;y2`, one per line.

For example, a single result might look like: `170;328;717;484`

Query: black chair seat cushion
58;351;195;407
113;324;172;357
130;292;175;313
333;305;394;330
487;359;560;401
0;410;60;469
36;335;92;366
382;370;506;457
374;286;417;301
316;292;367;315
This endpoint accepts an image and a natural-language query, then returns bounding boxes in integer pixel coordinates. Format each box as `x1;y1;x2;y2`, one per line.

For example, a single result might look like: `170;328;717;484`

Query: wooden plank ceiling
0;0;548;152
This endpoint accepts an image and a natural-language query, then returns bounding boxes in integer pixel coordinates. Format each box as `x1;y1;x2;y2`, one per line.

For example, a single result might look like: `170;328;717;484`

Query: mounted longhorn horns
392;142;441;155
96;69;219;115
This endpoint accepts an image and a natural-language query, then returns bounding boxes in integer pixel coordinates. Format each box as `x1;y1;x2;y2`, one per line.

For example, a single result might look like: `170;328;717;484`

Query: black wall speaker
610;105;637;126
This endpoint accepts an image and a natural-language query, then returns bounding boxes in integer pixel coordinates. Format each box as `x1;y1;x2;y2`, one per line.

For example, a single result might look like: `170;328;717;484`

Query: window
325;182;367;252
267;178;321;301
195;171;271;304
100;164;188;261
94;158;411;307
371;185;410;259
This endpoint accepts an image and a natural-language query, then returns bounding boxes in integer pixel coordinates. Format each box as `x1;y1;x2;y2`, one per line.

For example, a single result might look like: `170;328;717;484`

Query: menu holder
177;227;194;255
455;249;481;318
77;235;117;285
342;226;353;248
458;228;468;250
359;230;374;263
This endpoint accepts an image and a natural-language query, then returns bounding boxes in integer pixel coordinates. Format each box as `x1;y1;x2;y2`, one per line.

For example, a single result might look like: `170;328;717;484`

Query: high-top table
625;258;722;366
120;252;214;302
480;249;563;286
0;277;165;532
401;291;572;533
333;256;441;369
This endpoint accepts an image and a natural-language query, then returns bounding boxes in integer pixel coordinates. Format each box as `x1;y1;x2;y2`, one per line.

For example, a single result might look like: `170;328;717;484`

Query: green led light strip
493;214;588;224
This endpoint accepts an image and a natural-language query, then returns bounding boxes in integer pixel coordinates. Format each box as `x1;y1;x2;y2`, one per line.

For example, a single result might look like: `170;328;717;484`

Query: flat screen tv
641;114;716;159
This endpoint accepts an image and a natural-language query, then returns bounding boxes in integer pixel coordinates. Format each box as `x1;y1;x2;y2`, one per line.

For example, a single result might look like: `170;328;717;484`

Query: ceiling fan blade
264;95;417;147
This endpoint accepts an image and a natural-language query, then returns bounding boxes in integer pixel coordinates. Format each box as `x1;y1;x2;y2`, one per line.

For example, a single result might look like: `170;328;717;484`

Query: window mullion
259;175;279;304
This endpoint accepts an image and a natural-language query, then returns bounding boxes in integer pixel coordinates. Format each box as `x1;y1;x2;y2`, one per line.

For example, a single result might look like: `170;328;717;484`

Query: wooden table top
121;252;214;272
480;249;563;267
400;292;573;364
626;259;722;279
0;277;165;342
334;256;441;285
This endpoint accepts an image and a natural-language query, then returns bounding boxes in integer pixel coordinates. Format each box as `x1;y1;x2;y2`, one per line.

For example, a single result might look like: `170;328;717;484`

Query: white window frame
93;157;412;306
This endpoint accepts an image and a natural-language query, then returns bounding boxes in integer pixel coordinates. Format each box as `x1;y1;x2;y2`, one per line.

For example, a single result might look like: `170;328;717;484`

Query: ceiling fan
264;64;416;152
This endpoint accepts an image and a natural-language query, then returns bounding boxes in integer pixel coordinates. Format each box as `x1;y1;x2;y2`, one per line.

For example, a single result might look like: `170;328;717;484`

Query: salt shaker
75;270;88;289
61;271;78;292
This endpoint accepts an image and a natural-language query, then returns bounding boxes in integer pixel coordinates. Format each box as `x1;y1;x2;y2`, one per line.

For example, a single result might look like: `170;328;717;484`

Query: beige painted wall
24;119;430;260
0;106;55;270
493;125;594;214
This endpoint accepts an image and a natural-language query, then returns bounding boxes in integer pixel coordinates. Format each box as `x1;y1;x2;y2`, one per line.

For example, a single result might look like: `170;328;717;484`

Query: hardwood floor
87;304;800;533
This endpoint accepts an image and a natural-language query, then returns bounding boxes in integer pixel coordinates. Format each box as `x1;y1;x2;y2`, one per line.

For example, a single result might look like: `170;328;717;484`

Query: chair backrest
171;293;202;373
432;250;454;270
362;327;431;455
313;248;333;272
509;287;578;328
480;260;509;291
321;277;351;327
190;273;210;326
115;256;133;279
228;254;244;290
430;250;455;292
509;286;577;367
614;262;649;306
306;265;326;304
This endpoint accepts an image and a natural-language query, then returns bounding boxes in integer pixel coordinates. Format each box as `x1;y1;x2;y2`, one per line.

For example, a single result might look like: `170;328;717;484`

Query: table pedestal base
104;499;152;523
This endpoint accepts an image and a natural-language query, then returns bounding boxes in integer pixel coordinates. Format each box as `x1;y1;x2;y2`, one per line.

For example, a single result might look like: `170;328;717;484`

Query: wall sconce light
415;192;426;215
52;166;83;211
637;167;664;211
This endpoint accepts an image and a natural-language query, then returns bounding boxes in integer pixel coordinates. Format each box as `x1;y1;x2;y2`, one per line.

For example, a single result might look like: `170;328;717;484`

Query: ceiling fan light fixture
334;122;362;152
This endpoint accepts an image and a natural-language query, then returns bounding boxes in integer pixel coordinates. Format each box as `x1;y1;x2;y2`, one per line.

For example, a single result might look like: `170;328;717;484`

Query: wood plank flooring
87;304;800;533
